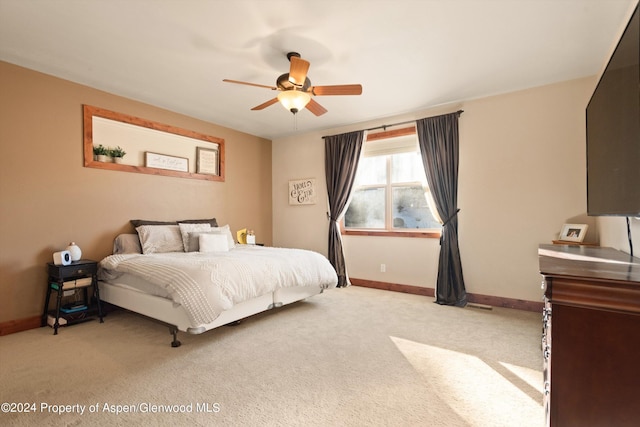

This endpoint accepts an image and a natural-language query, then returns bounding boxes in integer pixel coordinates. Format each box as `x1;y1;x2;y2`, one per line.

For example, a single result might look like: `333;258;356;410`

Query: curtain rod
322;109;464;139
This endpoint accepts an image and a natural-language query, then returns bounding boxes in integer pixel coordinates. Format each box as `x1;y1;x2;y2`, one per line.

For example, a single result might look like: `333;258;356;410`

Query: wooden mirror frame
83;105;225;182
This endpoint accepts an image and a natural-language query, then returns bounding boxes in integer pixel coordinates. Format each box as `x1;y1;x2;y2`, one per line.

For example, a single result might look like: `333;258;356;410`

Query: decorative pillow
199;233;230;253
178;223;211;252
113;234;142;254
210;224;236;249
187;225;236;252
186;231;207;252
136;225;184;254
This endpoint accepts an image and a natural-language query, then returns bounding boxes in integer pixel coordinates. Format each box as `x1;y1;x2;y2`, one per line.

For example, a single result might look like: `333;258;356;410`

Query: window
343;132;441;237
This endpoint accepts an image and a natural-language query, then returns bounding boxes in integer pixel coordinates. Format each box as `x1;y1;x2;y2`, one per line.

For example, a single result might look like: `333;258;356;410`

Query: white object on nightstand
53;251;72;266
66;242;82;261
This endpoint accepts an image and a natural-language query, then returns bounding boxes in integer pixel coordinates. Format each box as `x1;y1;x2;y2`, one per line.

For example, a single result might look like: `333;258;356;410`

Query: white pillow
136;225;184;254
210;224;236;249
178;222;211;252
199;233;230;253
186;231;207;252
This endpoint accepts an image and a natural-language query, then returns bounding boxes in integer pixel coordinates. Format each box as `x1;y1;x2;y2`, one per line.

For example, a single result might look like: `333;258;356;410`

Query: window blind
363;134;418;157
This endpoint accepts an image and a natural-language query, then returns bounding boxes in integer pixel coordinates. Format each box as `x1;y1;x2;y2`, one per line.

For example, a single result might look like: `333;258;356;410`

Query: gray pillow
130;219;176;228
130;217;218;229
113;234;143;254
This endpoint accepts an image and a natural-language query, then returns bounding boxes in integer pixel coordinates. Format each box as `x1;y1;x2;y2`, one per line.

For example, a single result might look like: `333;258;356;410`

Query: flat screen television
586;4;640;216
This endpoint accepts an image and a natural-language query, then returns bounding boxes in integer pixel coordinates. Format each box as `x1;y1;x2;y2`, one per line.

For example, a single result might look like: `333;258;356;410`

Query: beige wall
0;61;272;323
273;77;598;303
598;216;640;254
459;77;596;301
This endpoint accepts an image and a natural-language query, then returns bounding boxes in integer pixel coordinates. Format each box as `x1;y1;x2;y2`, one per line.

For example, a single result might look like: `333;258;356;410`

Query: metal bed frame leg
169;325;181;348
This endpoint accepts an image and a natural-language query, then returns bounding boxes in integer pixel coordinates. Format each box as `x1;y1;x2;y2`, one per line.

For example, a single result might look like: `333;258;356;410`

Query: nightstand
42;259;104;335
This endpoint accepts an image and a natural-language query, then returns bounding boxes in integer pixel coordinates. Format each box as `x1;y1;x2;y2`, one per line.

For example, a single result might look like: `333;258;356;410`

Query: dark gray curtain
416;112;467;306
324;130;365;287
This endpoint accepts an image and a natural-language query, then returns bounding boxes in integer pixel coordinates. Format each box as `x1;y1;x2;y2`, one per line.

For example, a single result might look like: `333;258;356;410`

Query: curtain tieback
439;209;460;245
327;212;339;222
441;209;460;227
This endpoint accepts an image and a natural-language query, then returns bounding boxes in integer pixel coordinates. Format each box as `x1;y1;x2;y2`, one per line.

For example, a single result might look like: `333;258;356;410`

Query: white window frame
341;128;441;239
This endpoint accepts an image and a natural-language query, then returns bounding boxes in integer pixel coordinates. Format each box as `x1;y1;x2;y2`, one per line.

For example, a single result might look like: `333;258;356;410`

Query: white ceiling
0;0;636;140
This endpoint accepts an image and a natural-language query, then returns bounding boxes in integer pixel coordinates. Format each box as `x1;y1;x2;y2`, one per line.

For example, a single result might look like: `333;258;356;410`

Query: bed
97;219;338;346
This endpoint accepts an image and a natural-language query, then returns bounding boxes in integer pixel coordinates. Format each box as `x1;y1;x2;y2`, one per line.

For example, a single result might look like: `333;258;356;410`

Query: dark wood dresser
539;244;640;427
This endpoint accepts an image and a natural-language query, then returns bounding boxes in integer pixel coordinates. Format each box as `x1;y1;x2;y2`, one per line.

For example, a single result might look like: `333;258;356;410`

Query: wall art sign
145;152;189;172
289;178;317;205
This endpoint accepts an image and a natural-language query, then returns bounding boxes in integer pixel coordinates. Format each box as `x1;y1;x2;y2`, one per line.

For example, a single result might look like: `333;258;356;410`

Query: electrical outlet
380;264;386;273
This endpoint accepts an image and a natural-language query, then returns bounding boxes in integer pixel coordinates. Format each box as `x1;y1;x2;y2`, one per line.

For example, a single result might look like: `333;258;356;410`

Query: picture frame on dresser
558;223;588;242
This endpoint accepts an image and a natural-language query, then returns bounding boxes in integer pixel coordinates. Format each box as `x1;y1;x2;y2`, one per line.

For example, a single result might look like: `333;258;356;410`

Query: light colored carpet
0;286;543;426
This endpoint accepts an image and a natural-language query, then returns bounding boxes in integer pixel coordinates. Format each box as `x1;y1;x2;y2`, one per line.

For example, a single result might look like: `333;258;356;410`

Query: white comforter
99;246;338;326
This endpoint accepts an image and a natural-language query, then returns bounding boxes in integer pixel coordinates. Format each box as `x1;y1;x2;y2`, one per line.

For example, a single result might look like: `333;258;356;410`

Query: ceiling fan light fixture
277;90;311;114
224;52;360;117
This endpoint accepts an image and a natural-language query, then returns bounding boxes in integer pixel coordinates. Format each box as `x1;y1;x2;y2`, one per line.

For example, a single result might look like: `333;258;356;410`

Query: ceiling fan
223;52;362;116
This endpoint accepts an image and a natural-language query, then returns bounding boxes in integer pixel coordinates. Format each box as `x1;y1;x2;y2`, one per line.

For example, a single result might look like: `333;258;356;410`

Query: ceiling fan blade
306;98;328;116
251;98;279;111
223;79;277;90
289;56;310;87
311;84;362;96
